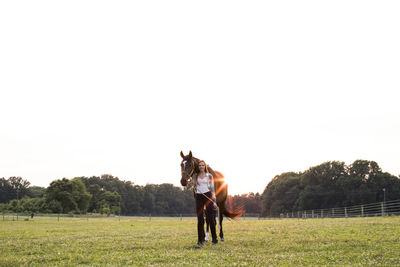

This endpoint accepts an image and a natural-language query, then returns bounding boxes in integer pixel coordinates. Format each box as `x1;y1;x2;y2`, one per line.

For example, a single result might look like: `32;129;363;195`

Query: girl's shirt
195;173;214;194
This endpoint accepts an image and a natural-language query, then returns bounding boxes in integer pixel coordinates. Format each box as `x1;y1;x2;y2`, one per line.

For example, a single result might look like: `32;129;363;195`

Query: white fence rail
277;199;400;219
3;199;400;221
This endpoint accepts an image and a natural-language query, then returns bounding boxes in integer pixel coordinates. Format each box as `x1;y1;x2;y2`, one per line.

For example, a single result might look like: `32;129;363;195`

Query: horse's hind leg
219;209;224;241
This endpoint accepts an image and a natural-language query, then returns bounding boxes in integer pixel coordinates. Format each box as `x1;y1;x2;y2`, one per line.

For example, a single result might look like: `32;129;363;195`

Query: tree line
261;160;400;216
1;159;398;216
0;174;261;216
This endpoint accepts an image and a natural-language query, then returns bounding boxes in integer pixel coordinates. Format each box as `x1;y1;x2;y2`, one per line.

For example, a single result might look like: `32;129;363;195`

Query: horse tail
223;208;244;219
219;199;245;219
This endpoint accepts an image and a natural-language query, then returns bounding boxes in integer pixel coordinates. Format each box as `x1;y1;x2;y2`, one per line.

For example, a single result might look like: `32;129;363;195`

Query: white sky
1;0;399;195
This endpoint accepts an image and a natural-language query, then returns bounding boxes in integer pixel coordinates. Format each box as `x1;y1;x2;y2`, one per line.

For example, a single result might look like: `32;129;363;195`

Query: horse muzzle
180;177;187;186
180;172;191;186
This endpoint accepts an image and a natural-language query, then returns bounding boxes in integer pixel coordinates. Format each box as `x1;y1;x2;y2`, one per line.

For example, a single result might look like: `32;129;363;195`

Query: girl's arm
209;173;216;199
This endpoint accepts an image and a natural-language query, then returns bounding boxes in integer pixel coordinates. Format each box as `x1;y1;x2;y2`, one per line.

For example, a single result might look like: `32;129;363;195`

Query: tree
261;172;301;216
337;160;383;206
8;176;31;195
297;161;346;209
0;177;30;203
348;160;381;181
27;186;46;198
45;178;91;214
367;172;400;202
0;177;13;203
228;193;262;214
80;175;141;215
97;190;121;215
18;197;46;213
142;186;156;214
260;160;400;216
79;175;195;216
70;178;91;213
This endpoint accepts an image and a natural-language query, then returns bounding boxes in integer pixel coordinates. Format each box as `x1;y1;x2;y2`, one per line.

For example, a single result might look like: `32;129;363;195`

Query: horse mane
213;170;224;178
192;157;200;173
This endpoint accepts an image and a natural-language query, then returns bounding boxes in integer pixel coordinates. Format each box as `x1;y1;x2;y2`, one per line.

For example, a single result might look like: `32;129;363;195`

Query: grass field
1;216;400;266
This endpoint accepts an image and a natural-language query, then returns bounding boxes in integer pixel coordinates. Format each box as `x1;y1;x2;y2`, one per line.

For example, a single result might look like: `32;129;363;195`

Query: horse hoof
220;238;224;242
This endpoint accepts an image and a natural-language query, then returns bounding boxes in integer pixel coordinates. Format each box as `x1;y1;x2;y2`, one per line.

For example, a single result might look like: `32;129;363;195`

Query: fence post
381;202;384;216
297;211;300;218
312;210;314;218
361;205;364;217
321;209;324;218
332;208;335;217
345;207;348;218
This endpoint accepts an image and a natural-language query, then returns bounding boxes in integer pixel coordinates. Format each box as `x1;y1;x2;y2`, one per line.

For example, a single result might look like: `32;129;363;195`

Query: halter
182;158;195;184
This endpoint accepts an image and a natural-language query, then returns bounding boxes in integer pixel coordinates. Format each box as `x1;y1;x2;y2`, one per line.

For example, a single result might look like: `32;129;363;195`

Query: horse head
180;150;196;186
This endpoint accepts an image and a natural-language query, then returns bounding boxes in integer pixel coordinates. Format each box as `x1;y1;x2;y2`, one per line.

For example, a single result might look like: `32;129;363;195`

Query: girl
194;160;217;248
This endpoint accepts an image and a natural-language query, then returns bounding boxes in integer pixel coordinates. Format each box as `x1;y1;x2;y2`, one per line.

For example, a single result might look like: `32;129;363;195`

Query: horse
180;151;243;241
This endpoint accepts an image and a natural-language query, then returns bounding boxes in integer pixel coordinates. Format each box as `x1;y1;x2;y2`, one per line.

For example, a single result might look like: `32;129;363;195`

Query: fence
0;212;207;221
1;212;264;222
3;199;400;221
0;212;125;221
274;199;400;219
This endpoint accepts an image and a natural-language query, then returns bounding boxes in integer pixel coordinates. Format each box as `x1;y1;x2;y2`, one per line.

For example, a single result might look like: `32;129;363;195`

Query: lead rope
200;189;220;237
202;192;219;224
200;191;217;206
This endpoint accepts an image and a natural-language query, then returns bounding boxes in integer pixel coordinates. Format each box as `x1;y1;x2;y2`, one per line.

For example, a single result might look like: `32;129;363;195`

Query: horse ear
189;151;192;158
180;151;185;158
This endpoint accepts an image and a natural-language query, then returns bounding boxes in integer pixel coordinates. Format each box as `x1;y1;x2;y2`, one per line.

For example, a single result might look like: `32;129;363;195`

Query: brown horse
180;151;243;241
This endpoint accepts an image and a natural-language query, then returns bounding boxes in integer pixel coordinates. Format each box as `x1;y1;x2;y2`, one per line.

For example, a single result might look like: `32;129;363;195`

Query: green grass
1;216;400;266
